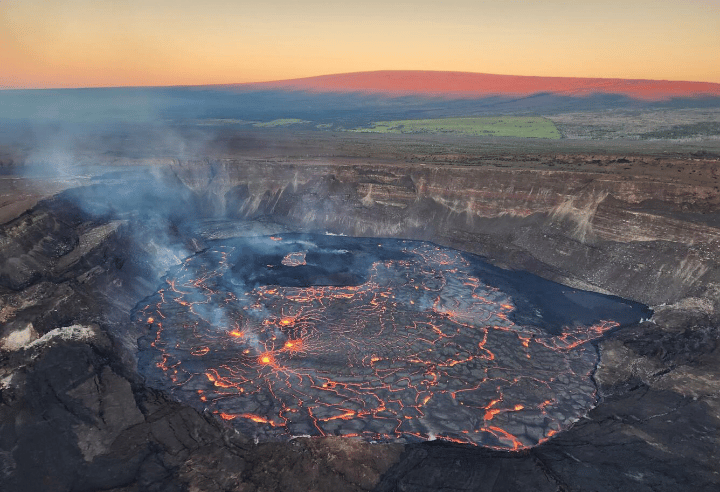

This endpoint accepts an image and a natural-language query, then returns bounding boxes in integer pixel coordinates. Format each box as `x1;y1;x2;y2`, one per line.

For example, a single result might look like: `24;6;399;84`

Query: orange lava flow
258;353;276;366
136;237;630;449
282;251;307;267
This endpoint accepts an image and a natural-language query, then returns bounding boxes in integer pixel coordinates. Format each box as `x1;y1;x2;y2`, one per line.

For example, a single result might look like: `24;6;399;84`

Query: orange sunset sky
1;0;719;89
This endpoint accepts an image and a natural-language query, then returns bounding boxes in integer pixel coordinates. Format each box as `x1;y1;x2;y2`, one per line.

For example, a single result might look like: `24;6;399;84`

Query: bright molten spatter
136;235;647;449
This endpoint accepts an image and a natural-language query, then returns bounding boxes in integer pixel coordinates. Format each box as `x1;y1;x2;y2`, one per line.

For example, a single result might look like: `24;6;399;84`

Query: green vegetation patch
253;118;310;128
352;117;561;139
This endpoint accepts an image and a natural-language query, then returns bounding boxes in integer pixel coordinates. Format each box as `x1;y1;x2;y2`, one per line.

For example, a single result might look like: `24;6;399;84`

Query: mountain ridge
221;70;720;101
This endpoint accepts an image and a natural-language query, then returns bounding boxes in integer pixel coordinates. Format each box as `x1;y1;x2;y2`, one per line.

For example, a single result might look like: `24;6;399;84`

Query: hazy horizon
3;69;720;94
2;0;718;89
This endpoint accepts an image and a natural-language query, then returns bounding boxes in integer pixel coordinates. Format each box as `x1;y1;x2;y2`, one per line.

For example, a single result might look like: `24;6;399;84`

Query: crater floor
136;234;648;448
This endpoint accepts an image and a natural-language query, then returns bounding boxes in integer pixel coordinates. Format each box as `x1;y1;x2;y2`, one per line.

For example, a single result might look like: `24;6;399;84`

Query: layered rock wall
167;159;720;311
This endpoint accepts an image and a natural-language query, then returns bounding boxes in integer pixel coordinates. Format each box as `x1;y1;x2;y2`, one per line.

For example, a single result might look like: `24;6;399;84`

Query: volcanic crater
135;232;648;448
2;132;719;491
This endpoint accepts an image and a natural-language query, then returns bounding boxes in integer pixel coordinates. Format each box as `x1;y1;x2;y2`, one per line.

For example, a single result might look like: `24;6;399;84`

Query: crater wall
1;156;719;491
165;158;720;312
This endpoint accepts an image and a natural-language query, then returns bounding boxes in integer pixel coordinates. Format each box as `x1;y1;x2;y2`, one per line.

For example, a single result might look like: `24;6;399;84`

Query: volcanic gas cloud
136;234;647;449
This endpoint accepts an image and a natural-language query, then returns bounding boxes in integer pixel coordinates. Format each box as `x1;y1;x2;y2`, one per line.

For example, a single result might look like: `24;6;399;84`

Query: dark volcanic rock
375;443;558;492
534;387;719;492
375;384;720;492
0;325;403;492
1;157;720;491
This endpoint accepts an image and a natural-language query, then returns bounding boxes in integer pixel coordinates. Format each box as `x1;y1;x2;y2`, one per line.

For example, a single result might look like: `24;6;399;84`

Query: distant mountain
2;71;719;129
229;70;720;101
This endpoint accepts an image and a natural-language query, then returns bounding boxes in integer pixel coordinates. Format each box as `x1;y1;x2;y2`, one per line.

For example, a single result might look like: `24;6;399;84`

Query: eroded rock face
1;156;719;491
149;159;720;309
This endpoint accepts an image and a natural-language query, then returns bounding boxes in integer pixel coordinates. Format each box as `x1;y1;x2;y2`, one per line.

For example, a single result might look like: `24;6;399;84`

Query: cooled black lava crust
136;234;650;448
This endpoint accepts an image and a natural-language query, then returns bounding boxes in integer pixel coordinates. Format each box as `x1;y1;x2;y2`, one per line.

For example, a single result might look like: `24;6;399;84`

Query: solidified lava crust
135;234;646;449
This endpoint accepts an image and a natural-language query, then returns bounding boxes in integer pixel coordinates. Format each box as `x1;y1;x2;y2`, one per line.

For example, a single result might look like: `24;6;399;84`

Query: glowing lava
282;251;307;267
259;353;275;365
136;234;648;449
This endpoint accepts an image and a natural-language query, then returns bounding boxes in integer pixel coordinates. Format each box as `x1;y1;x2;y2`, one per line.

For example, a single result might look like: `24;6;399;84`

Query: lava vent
135;234;648;449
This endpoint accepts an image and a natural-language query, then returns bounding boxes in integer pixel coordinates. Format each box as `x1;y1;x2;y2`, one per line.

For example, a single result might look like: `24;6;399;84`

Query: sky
1;0;719;89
